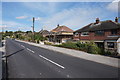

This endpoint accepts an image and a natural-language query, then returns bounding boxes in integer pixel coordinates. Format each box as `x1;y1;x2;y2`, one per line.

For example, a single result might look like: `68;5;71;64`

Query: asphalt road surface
5;39;119;78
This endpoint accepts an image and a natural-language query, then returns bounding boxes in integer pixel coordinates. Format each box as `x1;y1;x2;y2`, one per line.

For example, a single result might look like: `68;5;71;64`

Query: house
47;24;74;43
117;38;120;54
74;17;120;54
39;29;49;37
0;34;2;42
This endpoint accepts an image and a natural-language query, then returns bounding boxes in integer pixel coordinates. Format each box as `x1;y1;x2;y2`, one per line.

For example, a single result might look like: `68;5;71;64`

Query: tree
26;31;32;34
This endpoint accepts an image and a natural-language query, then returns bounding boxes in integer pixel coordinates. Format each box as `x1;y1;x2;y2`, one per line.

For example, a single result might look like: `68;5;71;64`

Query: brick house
47;24;73;43
74;17;120;53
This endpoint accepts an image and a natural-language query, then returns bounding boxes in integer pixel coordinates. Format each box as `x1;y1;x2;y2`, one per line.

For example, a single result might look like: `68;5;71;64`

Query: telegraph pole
32;17;35;42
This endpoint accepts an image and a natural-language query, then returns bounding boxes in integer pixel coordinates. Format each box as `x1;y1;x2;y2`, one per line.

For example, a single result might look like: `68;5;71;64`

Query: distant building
74;17;120;53
0;34;2;42
39;29;49;37
47;24;74;43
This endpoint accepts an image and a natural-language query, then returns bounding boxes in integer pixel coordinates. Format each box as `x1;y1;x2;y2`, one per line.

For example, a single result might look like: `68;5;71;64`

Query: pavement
0;42;2;80
16;39;119;68
4;38;119;78
0;40;6;80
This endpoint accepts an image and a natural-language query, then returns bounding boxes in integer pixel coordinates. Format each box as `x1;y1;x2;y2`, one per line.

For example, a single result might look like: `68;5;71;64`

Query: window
111;29;117;35
107;42;114;48
95;30;104;36
81;32;89;36
74;32;79;37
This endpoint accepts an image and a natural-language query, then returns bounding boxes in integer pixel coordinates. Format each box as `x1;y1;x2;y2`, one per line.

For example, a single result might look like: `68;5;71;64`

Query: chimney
57;24;59;27
96;18;100;24
115;17;118;23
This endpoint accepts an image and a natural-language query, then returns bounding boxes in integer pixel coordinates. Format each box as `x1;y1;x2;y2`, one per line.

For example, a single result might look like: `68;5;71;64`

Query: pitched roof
75;20;120;32
51;25;73;32
39;30;49;34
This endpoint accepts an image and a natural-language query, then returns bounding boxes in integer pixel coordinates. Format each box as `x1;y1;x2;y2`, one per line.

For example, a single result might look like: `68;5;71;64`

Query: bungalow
47;24;73;43
74;17;120;54
39;29;49;37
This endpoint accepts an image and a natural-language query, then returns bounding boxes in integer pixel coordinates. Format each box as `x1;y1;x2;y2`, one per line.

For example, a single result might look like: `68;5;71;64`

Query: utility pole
32;17;35;42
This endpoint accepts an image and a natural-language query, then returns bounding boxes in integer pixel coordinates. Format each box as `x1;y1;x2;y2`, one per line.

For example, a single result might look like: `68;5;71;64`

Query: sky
0;0;120;32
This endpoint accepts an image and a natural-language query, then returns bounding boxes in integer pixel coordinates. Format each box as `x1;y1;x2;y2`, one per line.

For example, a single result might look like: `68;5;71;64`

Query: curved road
5;39;119;78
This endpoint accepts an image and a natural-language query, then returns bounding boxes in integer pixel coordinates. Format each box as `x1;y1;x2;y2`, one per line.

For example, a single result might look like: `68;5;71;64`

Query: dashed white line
67;75;70;78
39;73;42;75
26;48;35;53
38;55;65;69
21;45;25;48
27;48;31;51
31;51;35;53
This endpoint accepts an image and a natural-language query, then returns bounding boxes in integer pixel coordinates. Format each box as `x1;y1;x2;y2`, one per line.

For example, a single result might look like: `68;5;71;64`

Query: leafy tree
26;31;32;34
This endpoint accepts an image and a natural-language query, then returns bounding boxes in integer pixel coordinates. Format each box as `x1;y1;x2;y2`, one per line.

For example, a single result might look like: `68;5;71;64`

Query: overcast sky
0;0;119;32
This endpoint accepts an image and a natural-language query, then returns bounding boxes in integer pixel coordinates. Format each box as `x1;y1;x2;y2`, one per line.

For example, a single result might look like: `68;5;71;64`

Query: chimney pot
57;24;59;27
96;18;100;24
115;17;118;23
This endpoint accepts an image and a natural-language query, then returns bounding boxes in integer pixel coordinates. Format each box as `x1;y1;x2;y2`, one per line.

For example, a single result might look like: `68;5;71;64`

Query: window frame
81;32;89;36
95;30;105;36
74;32;79;37
107;42;115;48
111;29;117;35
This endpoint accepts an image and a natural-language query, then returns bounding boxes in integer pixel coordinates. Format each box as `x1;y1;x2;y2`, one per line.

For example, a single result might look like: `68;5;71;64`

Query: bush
76;42;88;52
44;42;52;45
55;41;101;54
87;42;101;54
104;51;112;56
61;42;79;49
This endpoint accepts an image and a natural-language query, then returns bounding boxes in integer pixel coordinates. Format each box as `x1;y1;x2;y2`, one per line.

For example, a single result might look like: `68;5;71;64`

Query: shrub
59;41;101;54
76;42;88;52
86;42;101;54
61;42;79;49
44;42;52;45
104;51;112;56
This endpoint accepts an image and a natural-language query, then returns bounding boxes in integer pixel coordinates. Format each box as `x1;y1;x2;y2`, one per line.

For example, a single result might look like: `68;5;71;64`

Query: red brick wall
73;30;120;41
118;29;120;35
79;32;108;41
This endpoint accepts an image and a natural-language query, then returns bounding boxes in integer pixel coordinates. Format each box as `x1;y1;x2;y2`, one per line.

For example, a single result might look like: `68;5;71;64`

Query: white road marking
27;48;31;51
31;50;35;53
26;48;35;53
21;45;25;48
39;73;42;75
38;55;65;69
67;75;70;78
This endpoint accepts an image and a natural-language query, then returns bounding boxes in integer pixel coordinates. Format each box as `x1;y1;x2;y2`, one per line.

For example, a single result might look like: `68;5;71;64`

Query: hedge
54;41;101;54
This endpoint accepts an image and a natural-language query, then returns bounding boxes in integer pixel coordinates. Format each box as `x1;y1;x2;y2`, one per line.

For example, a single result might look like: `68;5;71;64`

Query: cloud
112;0;120;2
16;16;28;19
2;21;22;27
22;2;58;14
41;7;104;31
29;17;42;21
107;0;120;12
2;0;113;2
0;3;2;25
0;25;10;28
34;17;42;21
2;21;31;31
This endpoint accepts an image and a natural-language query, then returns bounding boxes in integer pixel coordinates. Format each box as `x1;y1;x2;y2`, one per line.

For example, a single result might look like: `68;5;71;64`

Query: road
5;39;119;78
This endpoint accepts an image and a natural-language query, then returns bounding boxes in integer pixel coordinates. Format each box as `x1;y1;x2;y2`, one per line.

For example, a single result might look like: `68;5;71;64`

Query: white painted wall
117;38;120;54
